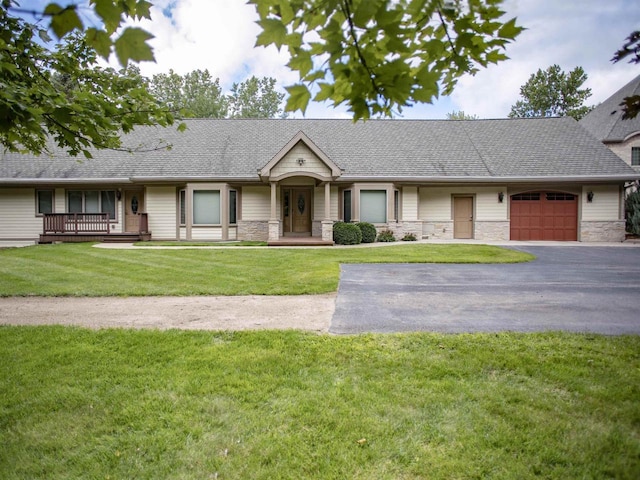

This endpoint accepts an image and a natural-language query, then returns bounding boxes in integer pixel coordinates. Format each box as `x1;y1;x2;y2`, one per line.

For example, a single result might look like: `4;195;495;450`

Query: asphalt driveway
330;246;640;335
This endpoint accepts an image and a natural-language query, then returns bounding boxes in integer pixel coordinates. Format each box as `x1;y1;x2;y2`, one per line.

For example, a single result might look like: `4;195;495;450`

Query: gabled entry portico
259;131;342;243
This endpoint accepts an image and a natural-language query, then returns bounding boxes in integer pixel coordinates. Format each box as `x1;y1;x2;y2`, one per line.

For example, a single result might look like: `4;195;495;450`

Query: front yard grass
1;327;638;479
0;242;533;296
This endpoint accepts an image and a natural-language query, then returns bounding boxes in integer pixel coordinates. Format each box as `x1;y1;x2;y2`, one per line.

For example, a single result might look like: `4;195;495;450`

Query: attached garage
510;192;578;241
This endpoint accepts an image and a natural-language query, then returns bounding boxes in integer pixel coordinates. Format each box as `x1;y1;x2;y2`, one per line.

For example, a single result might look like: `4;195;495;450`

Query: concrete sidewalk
0;294;335;332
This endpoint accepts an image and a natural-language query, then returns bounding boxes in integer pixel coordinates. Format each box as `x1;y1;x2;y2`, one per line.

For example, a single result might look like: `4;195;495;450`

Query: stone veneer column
268;220;280;241
321;220;334;242
268;181;280;241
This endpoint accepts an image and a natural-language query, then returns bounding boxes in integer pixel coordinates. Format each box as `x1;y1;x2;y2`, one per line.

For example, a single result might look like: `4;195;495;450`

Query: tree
150;69;228;118
446;110;478;120
250;0;523;120
625;189;640;236
612;31;640;120
508;65;593;120
228;76;286;118
1;1;178;157
149;71;285;119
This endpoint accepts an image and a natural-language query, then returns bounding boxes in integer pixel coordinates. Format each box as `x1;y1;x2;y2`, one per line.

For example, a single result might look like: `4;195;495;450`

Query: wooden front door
124;190;144;233
283;188;312;235
453;196;474;239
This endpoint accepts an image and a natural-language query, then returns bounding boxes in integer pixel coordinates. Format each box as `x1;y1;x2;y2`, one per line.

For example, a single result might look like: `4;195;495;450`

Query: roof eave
0;178;133;185
129;176;261;183
338;174;640;183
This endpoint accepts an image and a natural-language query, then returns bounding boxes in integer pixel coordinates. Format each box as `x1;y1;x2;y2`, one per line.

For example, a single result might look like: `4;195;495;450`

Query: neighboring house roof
579;74;640;142
1;117;637;184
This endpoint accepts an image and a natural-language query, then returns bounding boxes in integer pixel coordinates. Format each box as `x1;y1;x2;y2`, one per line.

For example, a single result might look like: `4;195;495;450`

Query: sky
26;0;640;119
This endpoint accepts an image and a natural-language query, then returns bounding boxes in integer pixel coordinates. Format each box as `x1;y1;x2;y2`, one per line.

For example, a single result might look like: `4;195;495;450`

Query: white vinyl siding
146;186;178;240
242;186;270;220
581;186;622;221
402;187;418;221
0;188;43;239
419;187;507;221
190;227;223;240
360;190;387;223
271;143;331;177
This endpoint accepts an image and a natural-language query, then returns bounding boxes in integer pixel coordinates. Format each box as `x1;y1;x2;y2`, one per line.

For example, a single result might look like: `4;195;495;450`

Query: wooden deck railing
43;213;111;234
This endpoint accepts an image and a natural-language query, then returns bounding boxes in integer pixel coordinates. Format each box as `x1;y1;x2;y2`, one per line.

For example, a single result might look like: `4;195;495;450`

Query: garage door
510;192;578;241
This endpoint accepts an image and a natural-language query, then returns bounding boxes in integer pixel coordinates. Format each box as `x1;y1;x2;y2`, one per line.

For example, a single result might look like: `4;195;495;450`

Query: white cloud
442;0;640;118
123;0;639;119
134;0;297;91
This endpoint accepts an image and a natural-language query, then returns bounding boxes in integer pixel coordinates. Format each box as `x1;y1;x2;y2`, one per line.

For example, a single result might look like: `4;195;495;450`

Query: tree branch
340;0;383;97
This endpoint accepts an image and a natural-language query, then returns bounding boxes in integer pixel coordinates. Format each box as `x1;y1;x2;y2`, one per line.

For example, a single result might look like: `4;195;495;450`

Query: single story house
580;74;640;175
1;117;639;244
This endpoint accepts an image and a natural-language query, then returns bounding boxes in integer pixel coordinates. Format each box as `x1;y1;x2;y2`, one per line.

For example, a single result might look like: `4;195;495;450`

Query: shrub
356;222;377;243
626;189;640;235
377;229;396;242
402;233;417;241
333;222;362;245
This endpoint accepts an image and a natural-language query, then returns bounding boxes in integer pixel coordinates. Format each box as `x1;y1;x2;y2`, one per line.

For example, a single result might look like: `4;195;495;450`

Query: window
343;190;352;222
394;190;400;221
36;190;53;215
511;193;541;201
360;190;387;223
67;190;116;219
193;190;220;224
546;193;576;201
180;189;186;225
229;190;237;224
632;147;640;166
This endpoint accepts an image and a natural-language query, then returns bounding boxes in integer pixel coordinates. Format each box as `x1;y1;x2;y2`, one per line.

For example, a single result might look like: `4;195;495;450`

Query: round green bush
356;222;377;243
333;222;362;245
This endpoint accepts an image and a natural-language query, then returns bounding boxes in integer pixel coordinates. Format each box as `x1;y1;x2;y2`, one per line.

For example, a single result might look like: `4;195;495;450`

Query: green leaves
45;4;83;39
508;64;593;120
250;0;523;120
24;1;157;67
285;84;312;114
114;27;154;66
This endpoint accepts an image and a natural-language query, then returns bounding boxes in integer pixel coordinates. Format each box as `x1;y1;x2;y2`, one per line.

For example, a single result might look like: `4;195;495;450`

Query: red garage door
510;192;578;241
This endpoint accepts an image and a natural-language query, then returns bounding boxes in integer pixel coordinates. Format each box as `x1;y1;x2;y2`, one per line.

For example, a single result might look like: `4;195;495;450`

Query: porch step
102;233;151;243
268;238;334;247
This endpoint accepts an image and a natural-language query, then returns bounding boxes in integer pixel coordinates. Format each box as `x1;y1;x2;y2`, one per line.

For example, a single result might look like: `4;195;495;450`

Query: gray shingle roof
1;117;636;182
579;74;640;142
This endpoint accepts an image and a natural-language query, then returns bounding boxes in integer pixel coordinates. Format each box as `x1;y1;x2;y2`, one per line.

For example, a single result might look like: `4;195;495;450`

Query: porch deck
267;236;334;247
39;213;150;244
39;232;152;243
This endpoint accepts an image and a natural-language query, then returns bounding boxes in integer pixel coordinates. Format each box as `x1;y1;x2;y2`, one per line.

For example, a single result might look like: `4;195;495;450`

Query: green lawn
0;243;533;296
1;327;638;479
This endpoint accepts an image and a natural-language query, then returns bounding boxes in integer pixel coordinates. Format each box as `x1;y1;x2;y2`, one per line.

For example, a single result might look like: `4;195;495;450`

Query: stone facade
383;221;423;240
237;220;268;241
580;220;626;242
474;221;510;241
421;221;454;240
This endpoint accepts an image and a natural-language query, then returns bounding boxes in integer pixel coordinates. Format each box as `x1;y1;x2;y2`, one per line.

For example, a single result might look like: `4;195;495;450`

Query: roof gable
259;131;342;180
580;74;640;142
